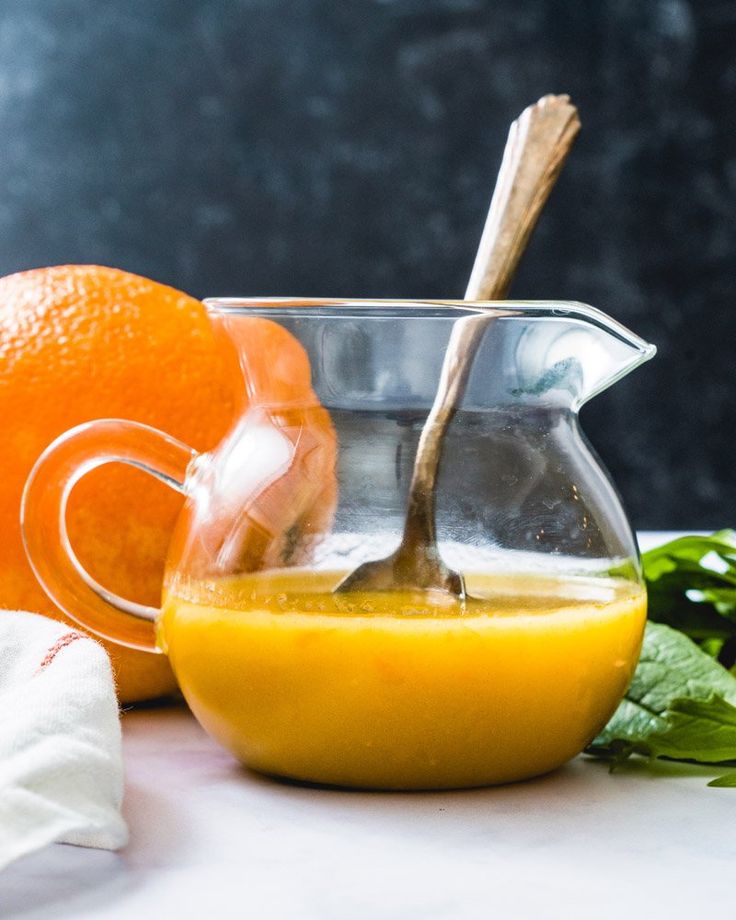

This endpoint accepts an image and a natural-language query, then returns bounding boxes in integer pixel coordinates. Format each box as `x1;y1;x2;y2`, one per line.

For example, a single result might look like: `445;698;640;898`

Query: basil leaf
587;622;736;765
643;531;736;648
646;696;736;762
708;772;736;787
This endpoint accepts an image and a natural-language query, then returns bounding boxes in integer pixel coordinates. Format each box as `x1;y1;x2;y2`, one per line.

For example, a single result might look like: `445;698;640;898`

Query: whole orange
0;265;238;701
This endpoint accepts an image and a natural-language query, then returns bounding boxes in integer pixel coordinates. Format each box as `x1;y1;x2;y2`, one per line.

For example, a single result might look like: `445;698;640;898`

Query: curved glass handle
21;419;196;653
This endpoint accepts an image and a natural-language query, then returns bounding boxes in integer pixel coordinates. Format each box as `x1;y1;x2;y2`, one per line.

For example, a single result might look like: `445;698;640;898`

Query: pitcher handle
21;419;196;653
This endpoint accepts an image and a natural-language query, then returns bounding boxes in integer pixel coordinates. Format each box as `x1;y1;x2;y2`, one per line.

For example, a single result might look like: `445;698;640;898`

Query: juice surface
158;570;646;789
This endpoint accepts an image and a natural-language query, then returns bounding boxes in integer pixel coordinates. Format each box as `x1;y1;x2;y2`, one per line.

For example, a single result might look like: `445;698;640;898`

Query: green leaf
587;622;736;765
708;772;736;787
642;531;736;650
590;533;736;785
646;696;736;762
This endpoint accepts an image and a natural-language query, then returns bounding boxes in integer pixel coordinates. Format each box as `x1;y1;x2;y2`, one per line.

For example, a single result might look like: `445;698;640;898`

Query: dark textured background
0;0;733;528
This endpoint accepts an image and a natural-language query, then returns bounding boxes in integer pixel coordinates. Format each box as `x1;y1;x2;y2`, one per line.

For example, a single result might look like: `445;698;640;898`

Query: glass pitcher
22;299;655;790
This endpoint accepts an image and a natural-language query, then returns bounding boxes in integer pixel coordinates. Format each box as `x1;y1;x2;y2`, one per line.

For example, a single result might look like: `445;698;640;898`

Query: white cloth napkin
0;611;128;871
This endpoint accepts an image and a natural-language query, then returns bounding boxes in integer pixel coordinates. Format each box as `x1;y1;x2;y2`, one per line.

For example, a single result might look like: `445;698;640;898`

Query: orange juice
158;571;646;789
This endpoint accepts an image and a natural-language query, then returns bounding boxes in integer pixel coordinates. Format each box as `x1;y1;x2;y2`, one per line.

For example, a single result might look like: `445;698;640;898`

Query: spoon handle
402;95;580;552
402;310;504;549
465;94;580;301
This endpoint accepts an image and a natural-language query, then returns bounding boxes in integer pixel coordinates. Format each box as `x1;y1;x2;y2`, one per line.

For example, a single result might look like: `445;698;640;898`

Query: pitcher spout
509;301;656;407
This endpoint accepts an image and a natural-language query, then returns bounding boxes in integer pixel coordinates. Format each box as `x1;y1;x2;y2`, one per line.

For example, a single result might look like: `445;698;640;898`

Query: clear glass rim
203;297;656;360
205;296;601;315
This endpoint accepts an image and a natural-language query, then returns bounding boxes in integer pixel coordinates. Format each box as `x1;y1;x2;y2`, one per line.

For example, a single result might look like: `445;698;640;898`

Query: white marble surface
3;532;734;920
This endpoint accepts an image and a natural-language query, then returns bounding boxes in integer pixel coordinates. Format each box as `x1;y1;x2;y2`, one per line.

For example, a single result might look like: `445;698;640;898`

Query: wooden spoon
336;94;581;599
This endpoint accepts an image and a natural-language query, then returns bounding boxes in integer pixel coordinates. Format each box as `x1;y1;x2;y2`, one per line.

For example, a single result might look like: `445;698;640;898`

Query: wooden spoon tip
536;93;575;108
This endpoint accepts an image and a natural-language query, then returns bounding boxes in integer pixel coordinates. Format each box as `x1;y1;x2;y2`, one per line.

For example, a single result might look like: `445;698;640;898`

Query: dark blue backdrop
0;0;733;528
